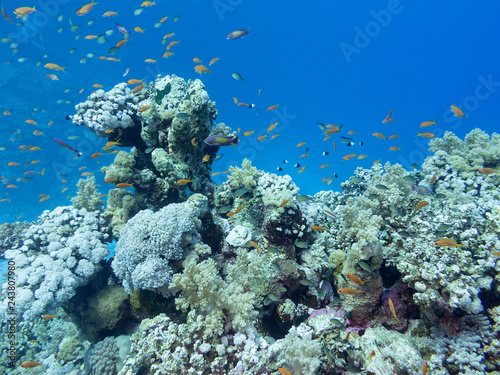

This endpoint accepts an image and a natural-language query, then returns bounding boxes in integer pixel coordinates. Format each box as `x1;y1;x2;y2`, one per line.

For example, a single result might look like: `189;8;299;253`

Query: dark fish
346;142;354;146
293;313;309;326
226;28;249;40
411;184;432;195
359;141;364;146
345;364;364;373
234;188;249;196
283;160;288;164
398;230;411;238
410;163;419;169
294;163;301;168
204;135;239;146
334;173;338;178
322;151;329;156
375;184;388;190
277;167;283;171
53;138;82;157
330;298;343;306
357;260;375;275
176;112;192;120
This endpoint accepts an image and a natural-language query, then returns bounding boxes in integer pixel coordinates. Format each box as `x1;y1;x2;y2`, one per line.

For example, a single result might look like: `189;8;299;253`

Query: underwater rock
82;285;129;334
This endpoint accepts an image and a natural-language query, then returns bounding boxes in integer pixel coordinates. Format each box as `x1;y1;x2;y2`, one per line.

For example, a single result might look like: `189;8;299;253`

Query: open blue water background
0;0;499;223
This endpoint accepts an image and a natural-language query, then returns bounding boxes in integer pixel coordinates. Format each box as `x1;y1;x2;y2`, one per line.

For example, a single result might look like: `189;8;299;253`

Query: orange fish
477;168;498;174
7;162;19;166
76;0;97;16
92;84;103;88
450;104;465;118
267;121;278;132
416;132;435;138
163;32;175;39
324;127;340;135
138;106;151;112
41;314;56;319
299;154;309;158
346;273;364;285
388;146;401;151
413;201;429;210
296;142;307;147
234;203;244;213
25;119;37;125
2;4;14;23
267;104;279;112
103;11;118;17
14;7;37;18
81;172;93;176
134;27;145;33
243;130;254;136
311;226;326;231
388;134;400;140
133;84;146;93
91;152;101;159
372;132;386;140
202;154;210;162
388;298;399;322
194;64;211;75
193;57;202;63
44;63;66;72
20;361;42;368
298;166;305;173
39;196;50;202
434;238;462;248
342;153;357;161
3;110;11;115
176;177;193;185
209;57;220;65
338;288;360;294
191;138;198;147
320;164;329;169
115;39;128;48
141;1;155;6
104;178;117;183
419;121;437;127
127;79;143;85
422;361;427;375
382;108;395;123
257;135;268;141
323;136;331;142
115;182;133;188
278;369;291;375
248;240;260;252
357;154;368;159
279;199;291;207
347;130;356;135
271;134;280;140
166;40;180;50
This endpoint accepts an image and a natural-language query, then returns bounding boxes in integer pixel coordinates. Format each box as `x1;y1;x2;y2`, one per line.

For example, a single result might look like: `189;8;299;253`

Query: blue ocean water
0;0;499;223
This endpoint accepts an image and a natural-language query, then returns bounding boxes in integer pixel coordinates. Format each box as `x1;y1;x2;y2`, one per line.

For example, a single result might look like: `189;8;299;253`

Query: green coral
71;175;104;211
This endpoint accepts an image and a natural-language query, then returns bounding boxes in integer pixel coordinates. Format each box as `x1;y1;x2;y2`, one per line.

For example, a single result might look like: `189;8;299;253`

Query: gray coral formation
112;194;209;296
73;82;139;138
71;175;105;211
87;337;119;375
72;74;236;228
0;206;111;321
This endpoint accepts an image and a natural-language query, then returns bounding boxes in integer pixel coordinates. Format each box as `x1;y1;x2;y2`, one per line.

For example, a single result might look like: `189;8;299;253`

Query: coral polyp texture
2;69;500;375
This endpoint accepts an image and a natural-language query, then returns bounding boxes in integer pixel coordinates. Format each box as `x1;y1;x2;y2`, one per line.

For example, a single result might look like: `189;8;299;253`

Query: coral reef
72;82;140;138
87;336;119;375
0;206;110;321
112;195;209;296
71;175;105;211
